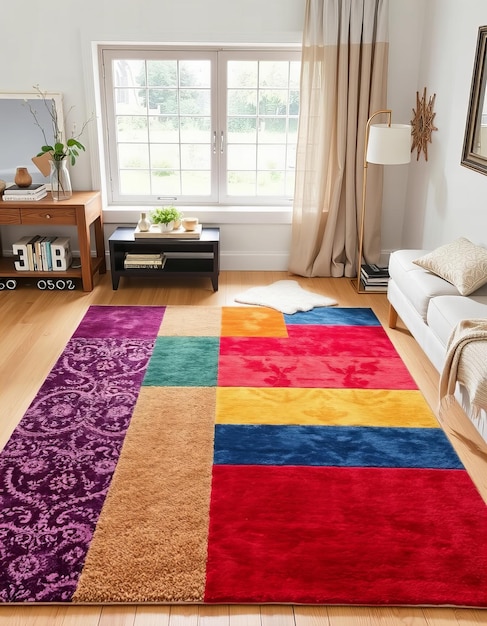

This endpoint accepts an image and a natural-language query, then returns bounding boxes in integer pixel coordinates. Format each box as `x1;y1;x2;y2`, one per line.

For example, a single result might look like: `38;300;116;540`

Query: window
99;46;300;206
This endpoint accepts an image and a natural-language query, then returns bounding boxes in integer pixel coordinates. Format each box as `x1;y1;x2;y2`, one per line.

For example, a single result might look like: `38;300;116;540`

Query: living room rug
1;305;487;606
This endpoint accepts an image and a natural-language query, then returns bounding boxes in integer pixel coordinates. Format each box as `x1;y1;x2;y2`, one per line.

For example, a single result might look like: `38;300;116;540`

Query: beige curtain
289;0;389;277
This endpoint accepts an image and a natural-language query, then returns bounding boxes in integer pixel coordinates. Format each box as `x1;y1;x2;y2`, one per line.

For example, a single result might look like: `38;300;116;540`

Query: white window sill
103;205;293;226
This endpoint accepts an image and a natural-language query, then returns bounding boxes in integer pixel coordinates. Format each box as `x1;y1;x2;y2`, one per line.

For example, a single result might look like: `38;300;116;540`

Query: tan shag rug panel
158;306;222;336
73;386;216;603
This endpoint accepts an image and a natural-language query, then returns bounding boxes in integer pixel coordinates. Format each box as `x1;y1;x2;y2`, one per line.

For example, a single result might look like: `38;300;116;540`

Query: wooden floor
1;270;486;626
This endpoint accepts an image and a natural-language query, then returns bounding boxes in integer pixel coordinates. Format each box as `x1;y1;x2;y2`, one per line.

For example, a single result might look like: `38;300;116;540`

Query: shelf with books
0;191;105;291
13;235;72;272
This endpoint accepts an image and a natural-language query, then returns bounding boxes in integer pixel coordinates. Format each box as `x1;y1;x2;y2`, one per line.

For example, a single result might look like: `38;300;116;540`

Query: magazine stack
3;183;48;201
360;263;389;291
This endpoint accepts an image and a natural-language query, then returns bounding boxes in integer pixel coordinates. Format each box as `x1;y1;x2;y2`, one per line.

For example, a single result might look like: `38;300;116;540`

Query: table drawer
20;208;77;225
0;209;21;224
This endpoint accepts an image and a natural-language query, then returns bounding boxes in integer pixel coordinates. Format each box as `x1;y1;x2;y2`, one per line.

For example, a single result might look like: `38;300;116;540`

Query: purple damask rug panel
0;306;165;602
72;305;166;339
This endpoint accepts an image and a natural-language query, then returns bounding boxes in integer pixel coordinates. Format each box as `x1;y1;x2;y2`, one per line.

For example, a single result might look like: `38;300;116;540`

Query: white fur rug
234;280;337;314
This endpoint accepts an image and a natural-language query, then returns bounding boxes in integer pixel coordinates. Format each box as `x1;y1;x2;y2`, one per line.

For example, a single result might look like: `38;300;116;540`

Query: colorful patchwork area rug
1;305;487;606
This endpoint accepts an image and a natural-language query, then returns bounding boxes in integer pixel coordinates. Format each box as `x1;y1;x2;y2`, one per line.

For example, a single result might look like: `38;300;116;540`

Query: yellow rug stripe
221;306;288;337
216;387;439;428
73;387;215;603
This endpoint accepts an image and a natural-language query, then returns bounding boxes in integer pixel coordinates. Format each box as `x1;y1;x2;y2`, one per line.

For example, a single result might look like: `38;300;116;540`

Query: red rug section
205;465;487;605
218;326;417;389
218;354;416;389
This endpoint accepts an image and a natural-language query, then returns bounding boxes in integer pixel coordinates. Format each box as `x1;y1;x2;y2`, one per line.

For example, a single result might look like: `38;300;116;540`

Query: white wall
2;1;482;269
0;0;304;269
402;0;487;251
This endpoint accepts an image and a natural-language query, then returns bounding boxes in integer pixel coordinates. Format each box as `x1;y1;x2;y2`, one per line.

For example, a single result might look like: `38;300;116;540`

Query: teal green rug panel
142;336;220;387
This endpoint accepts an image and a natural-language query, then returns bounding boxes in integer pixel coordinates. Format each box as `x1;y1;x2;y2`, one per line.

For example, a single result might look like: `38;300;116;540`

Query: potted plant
27;85;94;201
150;206;182;232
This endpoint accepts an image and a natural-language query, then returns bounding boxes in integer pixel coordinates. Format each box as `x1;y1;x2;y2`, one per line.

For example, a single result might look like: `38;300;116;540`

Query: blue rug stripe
213;424;464;469
284;307;381;326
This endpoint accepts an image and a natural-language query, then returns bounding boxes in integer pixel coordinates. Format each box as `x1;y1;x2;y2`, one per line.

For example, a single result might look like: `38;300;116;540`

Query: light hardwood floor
1;271;486;626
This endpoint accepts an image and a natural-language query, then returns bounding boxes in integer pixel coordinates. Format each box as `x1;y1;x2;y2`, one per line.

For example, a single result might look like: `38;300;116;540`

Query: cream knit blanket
439;318;487;419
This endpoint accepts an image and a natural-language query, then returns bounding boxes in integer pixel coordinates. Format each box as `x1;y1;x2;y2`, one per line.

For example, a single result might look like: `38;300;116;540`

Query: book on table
3;183;47;201
4;184;47;194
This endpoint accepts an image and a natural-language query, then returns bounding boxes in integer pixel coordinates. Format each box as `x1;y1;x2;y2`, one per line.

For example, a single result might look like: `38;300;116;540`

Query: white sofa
387;249;487;442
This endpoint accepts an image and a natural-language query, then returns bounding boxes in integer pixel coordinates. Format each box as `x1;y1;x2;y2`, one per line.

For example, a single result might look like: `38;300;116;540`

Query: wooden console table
0;191;106;292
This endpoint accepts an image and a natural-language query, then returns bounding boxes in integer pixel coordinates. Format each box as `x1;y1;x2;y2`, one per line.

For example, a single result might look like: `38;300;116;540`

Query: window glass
100;47;300;206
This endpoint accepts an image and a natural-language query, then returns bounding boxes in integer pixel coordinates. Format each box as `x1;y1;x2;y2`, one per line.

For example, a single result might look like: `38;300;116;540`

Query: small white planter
150;221;174;233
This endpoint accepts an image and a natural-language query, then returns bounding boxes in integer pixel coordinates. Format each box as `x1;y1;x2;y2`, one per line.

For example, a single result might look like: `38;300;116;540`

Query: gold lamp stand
355;110;411;293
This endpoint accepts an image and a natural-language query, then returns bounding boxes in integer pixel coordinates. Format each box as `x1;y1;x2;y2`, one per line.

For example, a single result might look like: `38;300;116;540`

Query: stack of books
3;183;48;202
360;263;390;291
123;252;166;269
12;236;72;271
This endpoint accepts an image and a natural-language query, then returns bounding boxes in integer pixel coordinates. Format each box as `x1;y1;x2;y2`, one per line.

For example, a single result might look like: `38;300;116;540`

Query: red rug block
205;465;486;605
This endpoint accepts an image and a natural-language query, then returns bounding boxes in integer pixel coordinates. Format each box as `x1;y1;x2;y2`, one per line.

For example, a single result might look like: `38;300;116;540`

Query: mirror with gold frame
0;91;64;183
462;26;487;175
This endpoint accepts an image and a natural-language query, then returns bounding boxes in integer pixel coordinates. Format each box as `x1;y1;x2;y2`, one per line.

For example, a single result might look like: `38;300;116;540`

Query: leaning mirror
462;26;487;175
0;91;64;183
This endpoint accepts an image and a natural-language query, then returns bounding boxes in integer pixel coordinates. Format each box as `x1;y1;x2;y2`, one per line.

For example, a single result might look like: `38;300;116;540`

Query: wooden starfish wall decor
411;87;438;161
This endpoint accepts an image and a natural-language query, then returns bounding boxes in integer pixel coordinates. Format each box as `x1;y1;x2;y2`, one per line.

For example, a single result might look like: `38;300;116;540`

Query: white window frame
98;44;301;208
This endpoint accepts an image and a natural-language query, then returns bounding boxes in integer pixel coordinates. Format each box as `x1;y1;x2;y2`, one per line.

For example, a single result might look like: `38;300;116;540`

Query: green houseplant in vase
27;85;93;201
150;206;182;232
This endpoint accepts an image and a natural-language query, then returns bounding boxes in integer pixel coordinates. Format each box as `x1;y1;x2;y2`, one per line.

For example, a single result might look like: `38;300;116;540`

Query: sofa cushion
413;237;487;296
389;250;459;322
427;295;487;347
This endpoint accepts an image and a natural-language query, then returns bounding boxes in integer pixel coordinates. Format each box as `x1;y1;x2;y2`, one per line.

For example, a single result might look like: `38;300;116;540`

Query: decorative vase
137;212;150;232
14;167;32;188
50;159;72;201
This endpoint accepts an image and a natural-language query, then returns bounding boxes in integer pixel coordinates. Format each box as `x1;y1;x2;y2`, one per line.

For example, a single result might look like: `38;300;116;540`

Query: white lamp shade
366;123;412;165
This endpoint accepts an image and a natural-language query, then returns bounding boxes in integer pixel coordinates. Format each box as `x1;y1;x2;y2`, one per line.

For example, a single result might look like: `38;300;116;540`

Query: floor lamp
356;110;411;293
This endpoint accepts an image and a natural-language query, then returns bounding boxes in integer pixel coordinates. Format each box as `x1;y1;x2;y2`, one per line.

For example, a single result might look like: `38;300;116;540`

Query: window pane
180;116;211;142
257;171;286;195
147;60;177;87
258;90;289;116
149;116;179;142
118;143;149;168
117;116;148;142
259;61;289;88
258;118;287;143
224;55;300;201
227;61;257;88
114;89;147;115
151;170;181;195
120;169;151;194
150;144;180;169
227;145;257;170
180;60;211;87
149;89;178;114
257;145;286;170
179;89;211;115
181;144;211;169
227;171;256;195
181;171;211;195
228;89;257;116
113;60;146;87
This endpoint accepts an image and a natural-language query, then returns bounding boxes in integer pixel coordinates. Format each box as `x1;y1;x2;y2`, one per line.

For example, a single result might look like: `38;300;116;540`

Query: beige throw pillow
413;237;487;296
